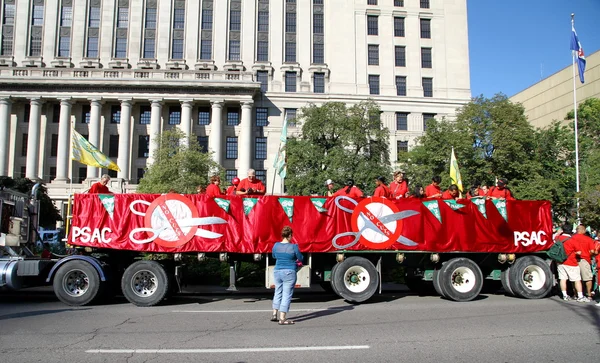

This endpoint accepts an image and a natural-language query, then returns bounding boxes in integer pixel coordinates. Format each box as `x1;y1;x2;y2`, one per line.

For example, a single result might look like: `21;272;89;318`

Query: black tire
508;256;553;299
121;261;169;307
500;267;515;296
329;263;341;296
53;260;101;306
432;266;446;298
332;257;379;303
438;258;483;302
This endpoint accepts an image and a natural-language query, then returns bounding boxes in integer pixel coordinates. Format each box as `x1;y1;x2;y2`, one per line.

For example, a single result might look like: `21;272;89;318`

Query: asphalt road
1;286;599;363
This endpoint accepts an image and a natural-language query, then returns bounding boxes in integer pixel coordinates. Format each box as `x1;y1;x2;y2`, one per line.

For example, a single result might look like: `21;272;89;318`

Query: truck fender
45;255;107;283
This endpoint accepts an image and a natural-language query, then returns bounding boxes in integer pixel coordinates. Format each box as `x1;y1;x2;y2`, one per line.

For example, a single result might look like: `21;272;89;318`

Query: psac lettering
72;226;112;244
513;231;547;247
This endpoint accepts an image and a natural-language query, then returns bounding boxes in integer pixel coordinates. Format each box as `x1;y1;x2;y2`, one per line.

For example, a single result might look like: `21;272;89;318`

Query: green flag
98;194;115;219
311;198;327;213
243;198;258;216
423;200;441;223
443;200;466;211
492;199;508;221
273;115;288;179
278;197;294;222
471;197;487;218
214;198;230;213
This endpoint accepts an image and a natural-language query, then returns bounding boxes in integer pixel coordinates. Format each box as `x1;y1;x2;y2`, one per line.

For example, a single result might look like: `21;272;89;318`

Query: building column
209;100;223;165
55;99;72;182
238;101;253;175
25;98;43;180
180;99;193;146
0;98;12;176
87;99;103;179
148;100;162;165
117;99;133;180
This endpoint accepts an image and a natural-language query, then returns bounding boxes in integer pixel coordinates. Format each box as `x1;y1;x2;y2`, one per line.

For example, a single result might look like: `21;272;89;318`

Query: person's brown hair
210;175;220;183
281;226;293;240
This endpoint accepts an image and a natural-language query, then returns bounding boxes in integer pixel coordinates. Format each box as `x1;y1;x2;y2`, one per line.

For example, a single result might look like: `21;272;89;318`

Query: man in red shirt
373;176;390;198
487;178;514;200
441;184;459;200
88;174;112;194
388;171;408;199
333;179;364;199
555;224;588;302
424;176;442;198
236;169;266;196
571;225;596;299
226;177;240;196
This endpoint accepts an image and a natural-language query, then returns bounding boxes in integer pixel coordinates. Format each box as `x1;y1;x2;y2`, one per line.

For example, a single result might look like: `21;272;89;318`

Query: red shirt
374;184;390;198
205;184;223;197
571;234;596;263
237;178;266;195
226;186;237;196
333;186;363;199
89;182;110;194
556;234;579;267
388;181;408;199
488;187;514;200
441;190;457;200
425;184;441;198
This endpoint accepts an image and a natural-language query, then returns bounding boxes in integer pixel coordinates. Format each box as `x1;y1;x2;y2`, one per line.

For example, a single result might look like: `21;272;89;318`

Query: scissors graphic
129;216;227;244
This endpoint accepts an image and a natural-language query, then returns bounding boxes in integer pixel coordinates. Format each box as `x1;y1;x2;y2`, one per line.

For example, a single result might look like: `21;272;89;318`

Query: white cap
325;179;333;186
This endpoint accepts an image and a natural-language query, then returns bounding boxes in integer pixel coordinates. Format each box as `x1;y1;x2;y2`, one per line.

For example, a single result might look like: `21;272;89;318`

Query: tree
0;176;62;229
136;129;222;194
285;101;392;195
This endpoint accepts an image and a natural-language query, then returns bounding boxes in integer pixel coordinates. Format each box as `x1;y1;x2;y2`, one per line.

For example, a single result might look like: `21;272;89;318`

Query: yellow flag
71;129;121;172
450;147;463;192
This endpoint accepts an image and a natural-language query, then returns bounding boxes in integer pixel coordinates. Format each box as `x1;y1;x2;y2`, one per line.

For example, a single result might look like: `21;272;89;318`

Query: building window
285;108;297;127
257;71;268;92
226;137;238;159
313;0;323;4
198;108;211;125
111;106;121;124
171;39;184;59
285;42;296;63
138;135;149;158
197;136;209;153
256;108;268;127
257;41;268;62
23;105;30;123
115;37;127;58
2;3;15;25
285;72;297;92
368;0;377;5
117;7;129;28
50;134;58;157
89;7;101;27
313;43;324;64
368;75;380;95
229;40;240;61
286;12;296;33
255;170;266;184
226;169;237;183
1;33;13;56
52;104;60;123
396;112;408;130
395;76;407;96
421;48;432;68
139;106;151;125
202;9;213;30
49;166;56;181
61;6;72;27
395;46;406;67
394;17;405;37
313;13;324;34
58;36;70;57
227;108;240;126
109;135;119;158
200;40;212;60
143;38;155;59
230;9;241;31
255;137;267;160
137;168;145;184
87;37;99;58
169;106;181;125
368;44;379;66
394;0;404;6
367;15;378;36
30;34;42;56
314;72;325;93
421;19;431;39
258;11;269;32
420;0;430;9
422;78;433;97
397;141;408;156
82;105;91;124
21;134;28;156
78;167;87;183
423;113;436;130
145;7;157;29
32;5;44;26
173;8;185;29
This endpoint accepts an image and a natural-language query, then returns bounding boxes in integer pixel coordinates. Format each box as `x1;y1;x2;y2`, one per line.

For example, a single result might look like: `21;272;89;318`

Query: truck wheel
53;260;101;306
329;263;341;296
500;267;515;296
508;256;552;299
438;258;483;302
432;267;446;298
332;257;379;303
121;261;169;307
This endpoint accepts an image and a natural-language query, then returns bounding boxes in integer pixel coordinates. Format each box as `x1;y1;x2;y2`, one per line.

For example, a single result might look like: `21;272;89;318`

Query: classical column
25;98;43;180
117;99;133;180
0;98;12;176
87;99;103;179
180;99;193;146
55;99;72;182
209;100;223;165
238;101;253;175
148;100;162;165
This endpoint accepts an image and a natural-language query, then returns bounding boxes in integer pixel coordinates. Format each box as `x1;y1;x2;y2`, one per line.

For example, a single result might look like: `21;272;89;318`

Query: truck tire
332;257;379;303
329;263;341;296
500;267;515;296
438;258;483;302
432;267;446;298
121;261;169;307
508;256;552;299
53;260;101;306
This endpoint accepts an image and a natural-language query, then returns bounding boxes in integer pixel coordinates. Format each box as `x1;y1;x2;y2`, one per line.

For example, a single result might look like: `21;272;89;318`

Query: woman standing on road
271;226;303;325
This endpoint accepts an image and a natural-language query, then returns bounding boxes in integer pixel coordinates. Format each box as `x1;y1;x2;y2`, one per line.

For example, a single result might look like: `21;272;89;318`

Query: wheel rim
343;265;371;293
131;269;158;298
449;266;476;293
62;269;90;297
521;265;546;291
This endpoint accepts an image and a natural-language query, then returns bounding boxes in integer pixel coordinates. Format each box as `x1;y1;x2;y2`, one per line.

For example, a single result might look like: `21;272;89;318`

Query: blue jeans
272;269;297;313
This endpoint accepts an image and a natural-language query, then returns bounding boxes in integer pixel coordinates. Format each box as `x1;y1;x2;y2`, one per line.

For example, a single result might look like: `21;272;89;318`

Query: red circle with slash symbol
350;197;404;249
144;193;199;248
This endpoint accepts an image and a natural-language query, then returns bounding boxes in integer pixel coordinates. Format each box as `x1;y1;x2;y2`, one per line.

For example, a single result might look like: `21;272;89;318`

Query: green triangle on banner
422;200;442;223
471;197;487;219
443;200;466;211
311;198;327;213
278;197;294;222
492;199;508;221
98;195;115;219
243;198;258;216
214;198;230;213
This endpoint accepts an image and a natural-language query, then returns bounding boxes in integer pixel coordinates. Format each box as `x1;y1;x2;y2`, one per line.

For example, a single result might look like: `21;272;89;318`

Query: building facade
0;0;470;213
510;50;600;129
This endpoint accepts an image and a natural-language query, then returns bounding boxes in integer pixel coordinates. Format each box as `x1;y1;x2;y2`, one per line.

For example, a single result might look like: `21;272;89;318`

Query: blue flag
570;24;586;84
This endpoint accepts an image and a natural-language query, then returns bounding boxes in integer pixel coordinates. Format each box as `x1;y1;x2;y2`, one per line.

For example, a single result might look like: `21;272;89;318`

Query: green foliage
0;176;62;229
286;100;392;195
136;129;222;194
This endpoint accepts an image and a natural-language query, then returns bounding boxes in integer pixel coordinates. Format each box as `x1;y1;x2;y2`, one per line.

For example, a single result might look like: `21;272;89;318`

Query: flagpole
571;13;581;224
271;155;278;195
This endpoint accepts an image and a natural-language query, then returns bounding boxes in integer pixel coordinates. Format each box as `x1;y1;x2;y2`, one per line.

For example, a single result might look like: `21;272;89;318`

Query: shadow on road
292;305;355;322
549;295;600;340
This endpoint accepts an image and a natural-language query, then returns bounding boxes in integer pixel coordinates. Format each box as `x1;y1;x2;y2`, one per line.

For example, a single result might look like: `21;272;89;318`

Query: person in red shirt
388;171;408;199
88;174;112;194
555;224;588;302
237;169;266;196
487;178;515;200
424;176;442;198
441;184;459;200
226;177;240;196
333;179;364;199
205;175;223;197
373;176;390;198
571;225;596;299
407;185;425;199
466;181;486;199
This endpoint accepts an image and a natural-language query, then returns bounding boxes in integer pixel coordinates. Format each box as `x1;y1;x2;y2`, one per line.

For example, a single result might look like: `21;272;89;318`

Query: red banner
69;193;553;254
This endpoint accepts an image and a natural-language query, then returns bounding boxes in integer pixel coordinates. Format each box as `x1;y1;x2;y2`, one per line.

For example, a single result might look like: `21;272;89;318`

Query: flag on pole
570;23;586;83
71;129;121;171
449;147;463;192
273;115;288;179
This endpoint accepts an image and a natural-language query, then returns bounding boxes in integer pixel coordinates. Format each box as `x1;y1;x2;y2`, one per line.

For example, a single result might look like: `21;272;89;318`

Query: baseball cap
325;179;333;186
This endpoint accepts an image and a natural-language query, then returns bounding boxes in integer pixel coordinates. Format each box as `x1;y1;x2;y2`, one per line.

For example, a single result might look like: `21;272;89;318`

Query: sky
467;0;600;98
